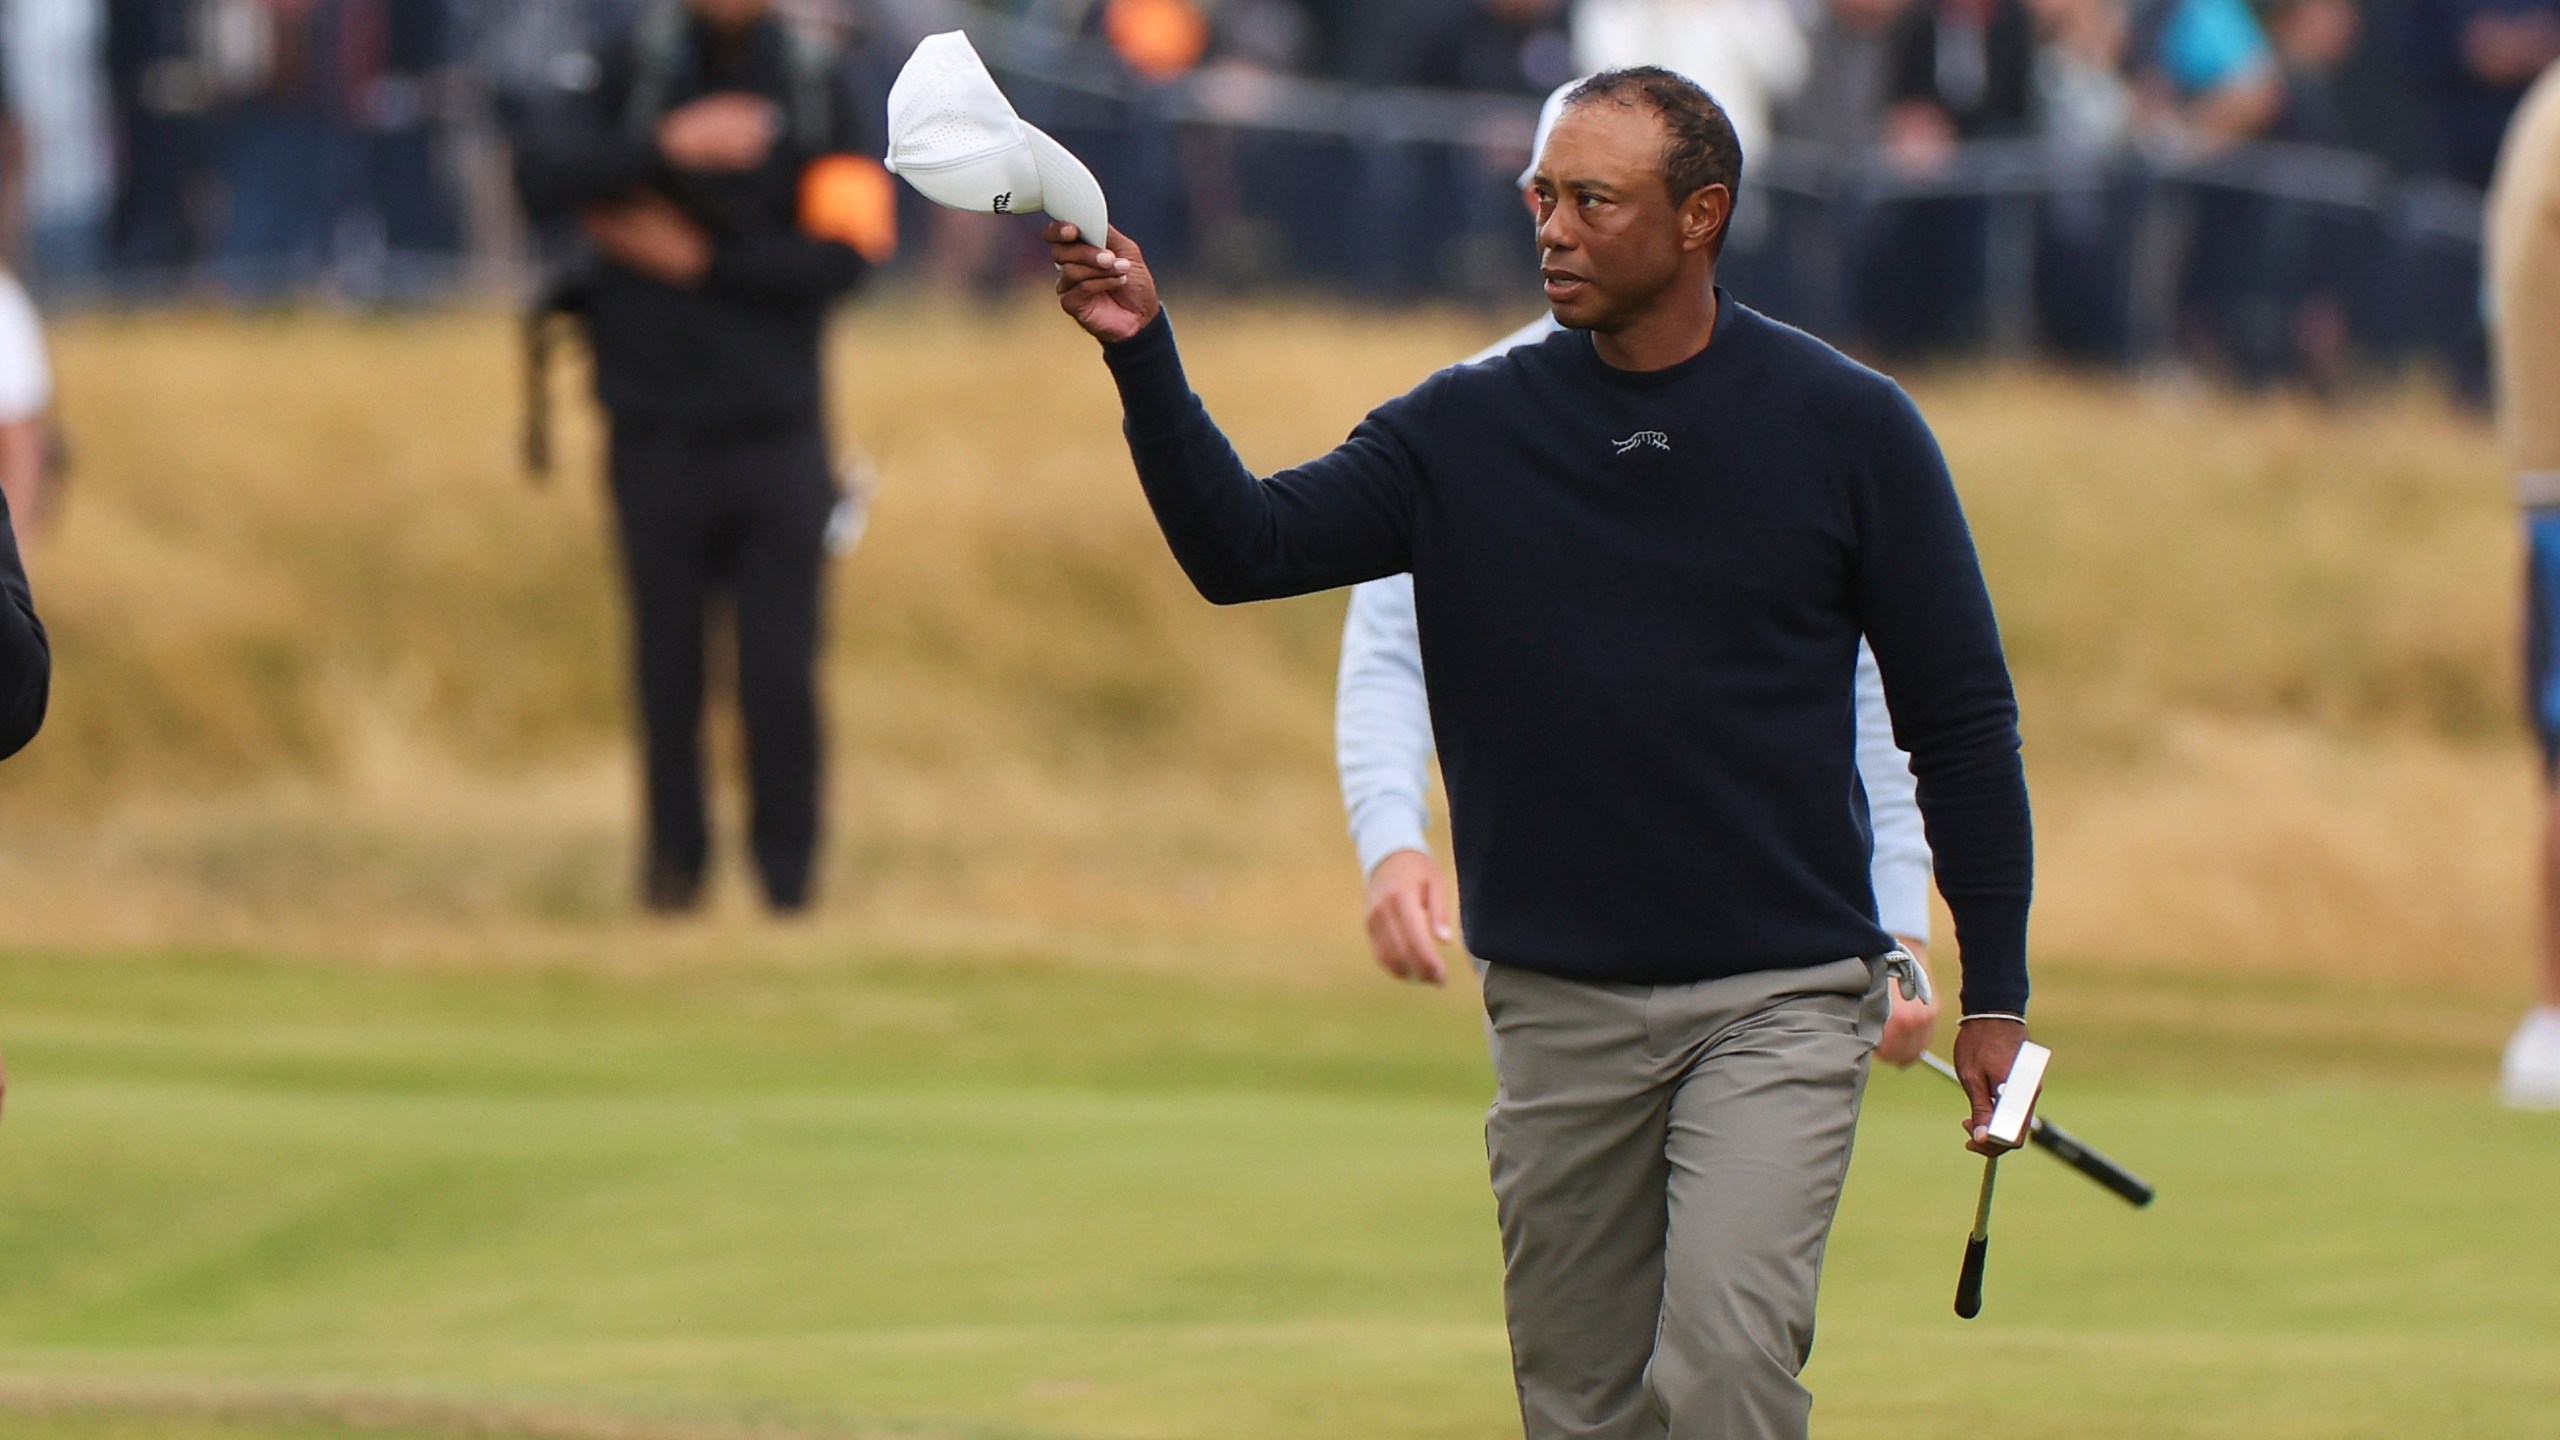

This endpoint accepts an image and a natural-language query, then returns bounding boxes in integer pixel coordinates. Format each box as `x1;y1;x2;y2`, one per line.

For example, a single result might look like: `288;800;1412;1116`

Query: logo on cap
992;192;1013;214
1612;431;1671;455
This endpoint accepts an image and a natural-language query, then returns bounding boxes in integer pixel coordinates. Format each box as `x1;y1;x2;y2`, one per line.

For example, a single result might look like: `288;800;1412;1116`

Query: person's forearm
1100;312;1412;604
1103;313;1294;604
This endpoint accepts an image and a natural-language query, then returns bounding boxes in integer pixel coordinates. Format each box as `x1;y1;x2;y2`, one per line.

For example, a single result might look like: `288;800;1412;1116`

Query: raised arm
1051;223;1418;604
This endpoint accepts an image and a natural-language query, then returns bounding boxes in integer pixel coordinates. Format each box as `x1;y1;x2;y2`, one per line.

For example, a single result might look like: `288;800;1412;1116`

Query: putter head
1986;1041;2052;1148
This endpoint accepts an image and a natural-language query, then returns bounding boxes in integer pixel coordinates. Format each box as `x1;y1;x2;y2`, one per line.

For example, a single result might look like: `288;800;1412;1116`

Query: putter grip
1954;1235;1989;1319
2030;1118;2157;1208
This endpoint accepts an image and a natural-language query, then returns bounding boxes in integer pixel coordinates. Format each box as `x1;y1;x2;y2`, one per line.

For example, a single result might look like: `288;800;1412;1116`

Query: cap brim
1022;120;1109;245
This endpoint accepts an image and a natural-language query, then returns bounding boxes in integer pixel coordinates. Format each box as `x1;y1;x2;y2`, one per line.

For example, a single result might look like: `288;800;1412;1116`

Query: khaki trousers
1482;955;1888;1440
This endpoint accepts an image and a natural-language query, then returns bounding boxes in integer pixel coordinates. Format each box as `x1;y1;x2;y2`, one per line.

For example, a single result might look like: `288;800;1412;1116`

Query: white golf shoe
2499;1008;2560;1109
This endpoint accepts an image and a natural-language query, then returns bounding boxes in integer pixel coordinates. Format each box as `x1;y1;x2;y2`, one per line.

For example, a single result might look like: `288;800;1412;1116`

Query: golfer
1052;67;2031;1438
2492;62;2560;1108
1340;86;1941;1064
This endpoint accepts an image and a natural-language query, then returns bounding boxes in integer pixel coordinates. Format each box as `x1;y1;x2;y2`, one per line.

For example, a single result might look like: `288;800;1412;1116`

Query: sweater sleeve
1101;312;1419;604
1849;384;2030;1016
0;485;49;761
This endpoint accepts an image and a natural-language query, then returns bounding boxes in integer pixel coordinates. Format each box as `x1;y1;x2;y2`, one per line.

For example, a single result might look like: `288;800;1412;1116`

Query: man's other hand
659;94;779;172
583;195;713;287
1875;938;1938;1067
1048;223;1159;342
1954;1016;2030;1157
1364;848;1454;986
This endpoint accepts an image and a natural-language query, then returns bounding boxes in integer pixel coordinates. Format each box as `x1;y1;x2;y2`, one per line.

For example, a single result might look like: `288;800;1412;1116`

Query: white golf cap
884;31;1110;244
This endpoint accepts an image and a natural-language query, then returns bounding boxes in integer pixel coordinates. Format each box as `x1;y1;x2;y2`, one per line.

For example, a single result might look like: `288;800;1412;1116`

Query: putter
1953;1039;2049;1320
1918;1051;2156;1208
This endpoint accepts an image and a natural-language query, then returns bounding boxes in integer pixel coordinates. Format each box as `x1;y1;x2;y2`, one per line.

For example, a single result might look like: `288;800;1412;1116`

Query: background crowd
0;0;2549;382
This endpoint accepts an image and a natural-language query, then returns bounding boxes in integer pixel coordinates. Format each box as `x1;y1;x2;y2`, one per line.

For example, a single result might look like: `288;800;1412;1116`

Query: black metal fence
970;21;2487;387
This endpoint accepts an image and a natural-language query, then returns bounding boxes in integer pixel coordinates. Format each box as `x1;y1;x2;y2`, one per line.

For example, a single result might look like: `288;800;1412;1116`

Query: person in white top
1573;0;1811;172
1334;81;1940;1066
0;266;54;534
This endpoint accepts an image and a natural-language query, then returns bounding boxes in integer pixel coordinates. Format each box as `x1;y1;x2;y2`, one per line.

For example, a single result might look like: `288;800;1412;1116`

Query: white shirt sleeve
0;271;52;427
1854;638;1935;942
1332;317;1564;879
1337;574;1437;877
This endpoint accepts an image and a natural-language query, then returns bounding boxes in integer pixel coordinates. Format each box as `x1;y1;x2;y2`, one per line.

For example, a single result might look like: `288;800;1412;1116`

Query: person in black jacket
513;0;882;915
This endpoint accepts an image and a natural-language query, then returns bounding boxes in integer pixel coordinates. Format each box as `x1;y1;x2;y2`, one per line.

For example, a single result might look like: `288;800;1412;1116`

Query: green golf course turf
1;946;2554;1440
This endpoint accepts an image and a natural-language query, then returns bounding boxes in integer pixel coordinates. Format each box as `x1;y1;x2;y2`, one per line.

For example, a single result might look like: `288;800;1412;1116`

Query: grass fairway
4;309;2558;1437
2;946;2555;1440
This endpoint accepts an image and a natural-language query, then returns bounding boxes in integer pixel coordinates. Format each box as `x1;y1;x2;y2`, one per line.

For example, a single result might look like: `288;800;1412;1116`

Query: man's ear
1682;184;1733;254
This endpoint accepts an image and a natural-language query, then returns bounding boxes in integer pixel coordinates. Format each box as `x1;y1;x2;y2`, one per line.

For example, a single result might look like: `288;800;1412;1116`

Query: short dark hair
1561;68;1743;209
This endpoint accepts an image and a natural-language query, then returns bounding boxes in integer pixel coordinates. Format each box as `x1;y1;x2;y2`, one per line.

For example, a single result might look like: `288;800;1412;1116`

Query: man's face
1528;101;1728;332
687;0;772;32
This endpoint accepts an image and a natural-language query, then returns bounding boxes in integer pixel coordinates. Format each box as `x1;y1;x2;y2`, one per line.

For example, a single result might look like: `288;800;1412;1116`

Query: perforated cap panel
885;32;1025;173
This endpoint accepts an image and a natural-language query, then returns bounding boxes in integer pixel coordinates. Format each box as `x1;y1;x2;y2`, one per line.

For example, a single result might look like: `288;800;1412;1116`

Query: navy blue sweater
1103;300;2032;1015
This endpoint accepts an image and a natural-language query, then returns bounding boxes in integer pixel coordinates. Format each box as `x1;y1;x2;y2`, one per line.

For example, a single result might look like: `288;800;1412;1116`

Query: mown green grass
2;946;2556;1440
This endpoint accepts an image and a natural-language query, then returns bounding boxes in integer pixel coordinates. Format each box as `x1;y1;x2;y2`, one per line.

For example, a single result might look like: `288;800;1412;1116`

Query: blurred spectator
1775;0;1909;337
513;0;889;915
2267;0;2360;142
2030;0;2135;153
1389;0;1576;96
2029;0;2139;360
337;0;465;303
1861;0;2033;355
2126;0;2282;149
1883;0;2034;163
11;0;111;293
109;0;216;288
205;0;344;302
0;19;23;268
1576;0;1810;161
1099;0;1212;79
1782;0;1914;152
2405;0;2560;185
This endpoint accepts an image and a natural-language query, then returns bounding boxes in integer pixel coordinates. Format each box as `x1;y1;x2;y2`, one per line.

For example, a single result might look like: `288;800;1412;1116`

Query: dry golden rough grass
0;304;2534;993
